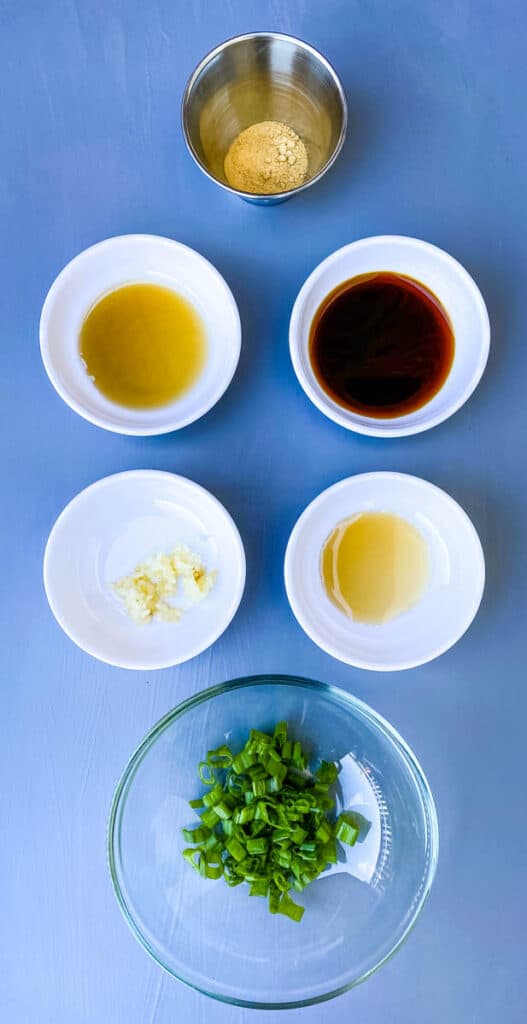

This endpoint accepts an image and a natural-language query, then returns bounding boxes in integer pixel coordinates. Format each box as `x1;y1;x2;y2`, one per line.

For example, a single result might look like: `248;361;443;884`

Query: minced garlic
112;544;216;624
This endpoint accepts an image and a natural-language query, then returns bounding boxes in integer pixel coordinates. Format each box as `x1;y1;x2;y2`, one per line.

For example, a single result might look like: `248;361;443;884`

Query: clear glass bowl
108;675;438;1008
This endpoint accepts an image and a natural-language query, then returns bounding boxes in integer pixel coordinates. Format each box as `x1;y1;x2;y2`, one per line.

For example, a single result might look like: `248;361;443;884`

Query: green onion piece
273;721;288;745
232;750;257;774
281;739;293;760
335;812;360;846
198;761;216;786
225;772;245;795
275;848;292;869
249;878;269;897
181;824;210;844
207;744;233;768
277;892;305;923
202;782;223;808
267;760;288;785
202;833;222;853
315;821;331;844
269;884;281;914
205;862;223;880
272;870;290;892
292;741;307;770
226;837;246;863
250;729;274;745
182;848;201;871
315;760;338;786
214;799;234;820
189;797;204;809
201;807;220;829
234;804;255;824
322;838;338;865
246;837;268;855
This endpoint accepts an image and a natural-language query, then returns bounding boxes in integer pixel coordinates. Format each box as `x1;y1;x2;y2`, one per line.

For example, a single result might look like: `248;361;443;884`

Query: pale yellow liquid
321;512;429;625
80;283;206;409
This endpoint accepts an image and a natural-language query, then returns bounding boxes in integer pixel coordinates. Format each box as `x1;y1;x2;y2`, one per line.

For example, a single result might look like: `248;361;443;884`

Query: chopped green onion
214;799;234;820
315;760;338;786
201;807;220;830
181;824;210;844
181;721;369;923
249;878;269;897
335;812;360;846
232;750;257;774
273;721;288;745
246;837;268;855
202;782;223;807
268;884;281;914
207;744;233;768
226;837;246;863
292;741;307;770
277;892;305;923
198;761;216;786
205;862;223;880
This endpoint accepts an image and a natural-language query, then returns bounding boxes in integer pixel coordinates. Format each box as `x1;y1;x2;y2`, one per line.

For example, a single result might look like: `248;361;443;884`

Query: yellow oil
321;511;429;625
79;283;206;409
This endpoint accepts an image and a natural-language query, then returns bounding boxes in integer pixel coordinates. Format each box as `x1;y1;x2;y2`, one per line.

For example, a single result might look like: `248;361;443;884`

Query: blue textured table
2;2;526;1021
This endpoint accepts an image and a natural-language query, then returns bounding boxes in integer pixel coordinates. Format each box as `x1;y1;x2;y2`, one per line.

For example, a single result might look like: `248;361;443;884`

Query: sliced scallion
181;721;369;922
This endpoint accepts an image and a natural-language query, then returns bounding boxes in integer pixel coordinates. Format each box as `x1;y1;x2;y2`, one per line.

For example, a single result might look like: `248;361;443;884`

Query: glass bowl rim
107;673;439;1009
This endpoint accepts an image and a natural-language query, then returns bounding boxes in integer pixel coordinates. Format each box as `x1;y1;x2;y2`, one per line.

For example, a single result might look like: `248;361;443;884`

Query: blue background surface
2;1;526;1021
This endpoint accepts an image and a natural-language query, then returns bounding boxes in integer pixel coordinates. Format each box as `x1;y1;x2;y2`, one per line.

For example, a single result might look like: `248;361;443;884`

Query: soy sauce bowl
289;236;490;437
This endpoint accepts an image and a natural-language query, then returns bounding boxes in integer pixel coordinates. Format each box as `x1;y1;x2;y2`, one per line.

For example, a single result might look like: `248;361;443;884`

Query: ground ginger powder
224;120;308;194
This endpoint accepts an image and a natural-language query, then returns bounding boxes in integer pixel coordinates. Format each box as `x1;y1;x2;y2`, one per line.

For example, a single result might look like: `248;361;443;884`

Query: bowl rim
39;233;242;436
43;469;246;670
107;673;439;1009
181;31;348;201
289;234;491;436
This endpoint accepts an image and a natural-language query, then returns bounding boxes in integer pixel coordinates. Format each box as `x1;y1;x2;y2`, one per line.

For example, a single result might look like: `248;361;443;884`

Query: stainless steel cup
182;33;348;205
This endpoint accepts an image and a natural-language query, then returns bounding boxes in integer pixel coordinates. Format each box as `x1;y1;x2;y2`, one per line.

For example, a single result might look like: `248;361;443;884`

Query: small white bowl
43;470;246;670
284;472;485;671
40;235;241;435
289;236;490;437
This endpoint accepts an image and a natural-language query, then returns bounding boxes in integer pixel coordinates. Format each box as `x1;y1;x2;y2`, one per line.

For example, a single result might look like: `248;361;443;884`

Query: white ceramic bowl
284;472;485;671
43;471;246;670
40;235;241;435
289;236;490;437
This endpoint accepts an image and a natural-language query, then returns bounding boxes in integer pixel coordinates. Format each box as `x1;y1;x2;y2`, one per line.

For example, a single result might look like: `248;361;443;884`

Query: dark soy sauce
309;272;455;418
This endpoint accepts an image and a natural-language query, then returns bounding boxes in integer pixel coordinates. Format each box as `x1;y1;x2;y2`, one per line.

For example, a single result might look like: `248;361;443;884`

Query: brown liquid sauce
309;272;455;418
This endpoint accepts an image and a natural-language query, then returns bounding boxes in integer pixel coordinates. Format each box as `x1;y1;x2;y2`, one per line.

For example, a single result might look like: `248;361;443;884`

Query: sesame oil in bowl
80;282;207;410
